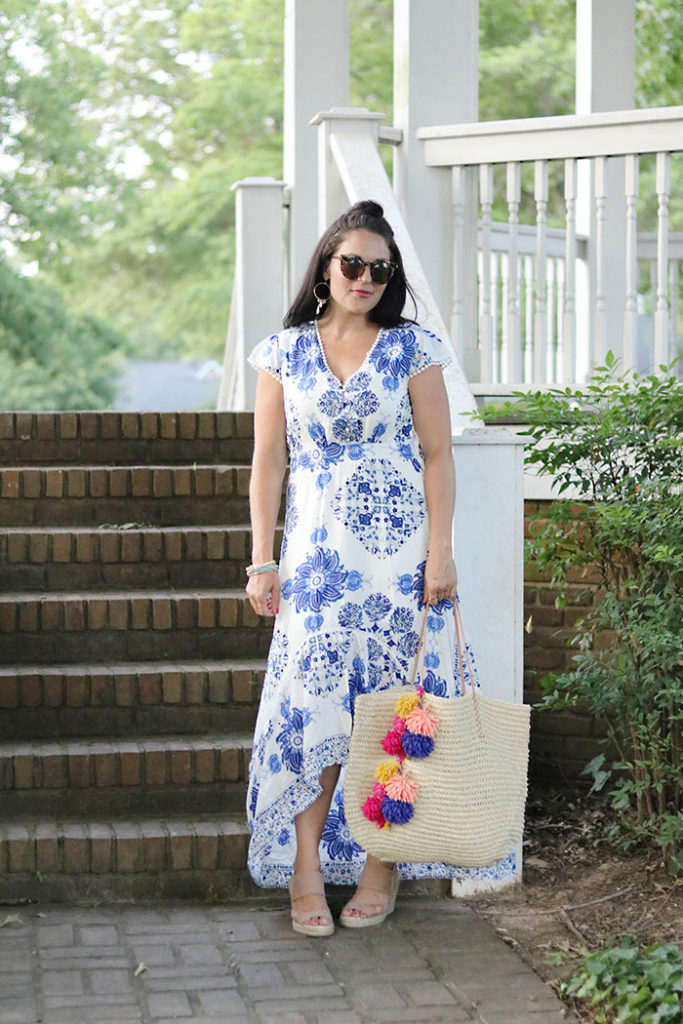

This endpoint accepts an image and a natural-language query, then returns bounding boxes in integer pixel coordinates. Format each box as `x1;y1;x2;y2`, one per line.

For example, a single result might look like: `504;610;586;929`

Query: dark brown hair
284;200;417;328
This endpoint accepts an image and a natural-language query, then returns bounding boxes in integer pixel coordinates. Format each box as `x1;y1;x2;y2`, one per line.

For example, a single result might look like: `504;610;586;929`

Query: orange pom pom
405;704;439;738
385;770;419;803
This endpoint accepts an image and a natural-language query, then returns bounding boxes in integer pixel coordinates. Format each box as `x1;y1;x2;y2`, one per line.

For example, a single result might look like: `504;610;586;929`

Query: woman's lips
351;289;373;297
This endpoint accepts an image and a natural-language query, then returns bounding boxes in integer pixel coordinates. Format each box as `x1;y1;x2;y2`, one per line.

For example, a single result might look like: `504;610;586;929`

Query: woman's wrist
427;539;453;557
246;560;278;578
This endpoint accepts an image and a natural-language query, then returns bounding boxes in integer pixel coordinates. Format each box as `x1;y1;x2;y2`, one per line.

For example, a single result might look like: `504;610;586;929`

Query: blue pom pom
401;731;434;759
381;797;415;825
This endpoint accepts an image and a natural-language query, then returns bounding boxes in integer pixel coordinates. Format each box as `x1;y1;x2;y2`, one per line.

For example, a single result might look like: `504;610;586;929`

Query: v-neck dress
246;320;516;888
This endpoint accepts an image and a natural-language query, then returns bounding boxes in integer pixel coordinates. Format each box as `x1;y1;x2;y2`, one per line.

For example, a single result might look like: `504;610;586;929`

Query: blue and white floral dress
246;320;516;888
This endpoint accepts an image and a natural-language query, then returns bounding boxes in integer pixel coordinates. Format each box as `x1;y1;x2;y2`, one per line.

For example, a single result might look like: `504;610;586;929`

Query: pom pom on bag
345;602;531;868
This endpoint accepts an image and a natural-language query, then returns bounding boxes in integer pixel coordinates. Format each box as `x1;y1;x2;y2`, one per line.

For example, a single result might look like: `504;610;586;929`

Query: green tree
51;0;286;360
0;261;123;409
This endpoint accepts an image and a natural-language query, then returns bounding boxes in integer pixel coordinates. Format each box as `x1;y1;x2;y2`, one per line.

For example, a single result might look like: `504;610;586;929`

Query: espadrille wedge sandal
288;869;335;937
339;860;399;929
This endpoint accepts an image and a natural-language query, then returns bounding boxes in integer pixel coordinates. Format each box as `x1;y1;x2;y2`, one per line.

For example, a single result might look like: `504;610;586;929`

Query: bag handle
410;601;484;734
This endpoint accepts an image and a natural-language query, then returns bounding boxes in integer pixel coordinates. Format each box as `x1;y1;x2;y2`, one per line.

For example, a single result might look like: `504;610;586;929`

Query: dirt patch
468;785;683;1017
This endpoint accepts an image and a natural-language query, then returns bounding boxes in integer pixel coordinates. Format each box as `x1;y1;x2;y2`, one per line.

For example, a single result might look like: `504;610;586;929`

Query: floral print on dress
246;321;517;887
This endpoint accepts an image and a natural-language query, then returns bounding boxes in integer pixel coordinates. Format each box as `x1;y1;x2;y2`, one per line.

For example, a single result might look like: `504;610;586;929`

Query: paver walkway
0;896;574;1024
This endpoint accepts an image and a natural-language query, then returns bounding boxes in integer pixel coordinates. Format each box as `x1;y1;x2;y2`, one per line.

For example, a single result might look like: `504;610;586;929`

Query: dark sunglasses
331;254;397;285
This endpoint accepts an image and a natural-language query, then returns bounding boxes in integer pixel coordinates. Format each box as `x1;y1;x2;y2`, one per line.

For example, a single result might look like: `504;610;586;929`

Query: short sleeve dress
246;320;516;888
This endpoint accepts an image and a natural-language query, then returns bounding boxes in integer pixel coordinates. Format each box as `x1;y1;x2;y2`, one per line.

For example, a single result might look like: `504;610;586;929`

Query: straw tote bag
344;604;531;867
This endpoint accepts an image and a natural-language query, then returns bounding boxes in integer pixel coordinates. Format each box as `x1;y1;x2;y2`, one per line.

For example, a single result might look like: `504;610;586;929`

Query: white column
576;0;636;372
310;107;385;232
393;0;479;328
283;0;349;299
218;179;285;412
451;427;526;894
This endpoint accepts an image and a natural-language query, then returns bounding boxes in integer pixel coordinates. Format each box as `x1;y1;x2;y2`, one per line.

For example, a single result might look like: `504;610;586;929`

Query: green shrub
487;355;683;872
560;938;683;1023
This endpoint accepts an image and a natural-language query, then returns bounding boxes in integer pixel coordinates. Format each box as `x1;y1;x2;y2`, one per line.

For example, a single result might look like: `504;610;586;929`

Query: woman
246;200;461;937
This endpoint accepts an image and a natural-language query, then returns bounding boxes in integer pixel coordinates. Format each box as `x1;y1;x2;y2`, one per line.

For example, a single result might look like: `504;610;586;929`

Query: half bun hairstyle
284;200;417;329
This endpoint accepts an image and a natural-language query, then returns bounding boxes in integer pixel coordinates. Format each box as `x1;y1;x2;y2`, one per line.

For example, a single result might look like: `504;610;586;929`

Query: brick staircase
0;410;277;903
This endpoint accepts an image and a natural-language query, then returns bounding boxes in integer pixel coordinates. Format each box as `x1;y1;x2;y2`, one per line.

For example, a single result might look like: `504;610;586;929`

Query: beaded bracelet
246;561;278;578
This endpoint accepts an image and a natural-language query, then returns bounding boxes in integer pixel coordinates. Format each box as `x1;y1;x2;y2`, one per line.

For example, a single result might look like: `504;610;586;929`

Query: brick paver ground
0;896;575;1024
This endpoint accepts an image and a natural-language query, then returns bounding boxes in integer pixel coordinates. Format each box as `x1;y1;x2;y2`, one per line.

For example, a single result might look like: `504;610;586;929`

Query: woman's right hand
246;570;281;619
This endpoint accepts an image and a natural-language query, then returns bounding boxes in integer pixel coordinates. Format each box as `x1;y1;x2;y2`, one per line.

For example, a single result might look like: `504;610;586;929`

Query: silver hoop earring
313;281;330;316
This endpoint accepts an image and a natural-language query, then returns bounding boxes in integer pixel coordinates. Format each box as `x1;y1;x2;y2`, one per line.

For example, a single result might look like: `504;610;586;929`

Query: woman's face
324;229;392;319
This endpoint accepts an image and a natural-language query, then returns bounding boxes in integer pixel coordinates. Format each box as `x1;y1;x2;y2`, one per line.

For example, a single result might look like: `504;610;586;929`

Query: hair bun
351;199;384;219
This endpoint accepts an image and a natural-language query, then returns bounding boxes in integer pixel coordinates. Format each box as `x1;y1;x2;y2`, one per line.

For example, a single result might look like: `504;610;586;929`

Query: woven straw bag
344;604;531;867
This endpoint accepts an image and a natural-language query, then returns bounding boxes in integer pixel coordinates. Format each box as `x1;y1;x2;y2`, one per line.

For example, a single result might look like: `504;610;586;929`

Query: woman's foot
339;858;399;929
289;869;335;937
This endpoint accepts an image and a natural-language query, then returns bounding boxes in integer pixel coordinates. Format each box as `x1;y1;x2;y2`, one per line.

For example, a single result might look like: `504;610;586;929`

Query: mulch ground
468;784;683;1020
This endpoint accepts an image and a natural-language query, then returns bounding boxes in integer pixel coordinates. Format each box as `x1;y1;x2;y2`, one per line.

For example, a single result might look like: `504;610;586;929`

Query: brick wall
523;499;611;782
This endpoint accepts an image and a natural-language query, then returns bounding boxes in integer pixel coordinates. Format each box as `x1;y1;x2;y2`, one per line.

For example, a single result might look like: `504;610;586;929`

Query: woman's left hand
422;550;458;606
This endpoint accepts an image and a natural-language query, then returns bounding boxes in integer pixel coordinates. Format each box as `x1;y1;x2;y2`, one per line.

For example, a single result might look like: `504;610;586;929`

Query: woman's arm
246;370;288;618
408;364;458;606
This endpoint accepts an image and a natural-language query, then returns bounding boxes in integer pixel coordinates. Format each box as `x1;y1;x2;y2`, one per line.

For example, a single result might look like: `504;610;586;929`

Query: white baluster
594;157;608;365
501;251;510;385
557;259;566;384
479;164;494;385
491;250;501;382
654;151;671;368
534;161;548;383
623;154;639;371
451;166;466;363
524;254;534;381
670;260;680;377
506;162;522;383
546;258;556;382
563;159;577;382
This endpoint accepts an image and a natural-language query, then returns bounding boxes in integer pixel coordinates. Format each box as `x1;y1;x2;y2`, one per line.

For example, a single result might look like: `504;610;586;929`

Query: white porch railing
417;106;683;392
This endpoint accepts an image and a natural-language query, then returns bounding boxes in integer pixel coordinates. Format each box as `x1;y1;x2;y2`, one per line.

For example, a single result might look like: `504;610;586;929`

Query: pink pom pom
385;770;419;803
381;729;404;756
405;704;439;738
416;685;424;698
362;796;384;822
392;716;407;737
372;783;387;801
375;812;387;830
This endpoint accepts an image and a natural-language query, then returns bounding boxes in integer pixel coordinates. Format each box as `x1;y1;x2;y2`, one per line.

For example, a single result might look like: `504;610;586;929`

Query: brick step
0;814;257;903
0;410;255;466
0;464;253;527
0;589;273;663
0;732;252;818
0;526;282;591
0;660;265;739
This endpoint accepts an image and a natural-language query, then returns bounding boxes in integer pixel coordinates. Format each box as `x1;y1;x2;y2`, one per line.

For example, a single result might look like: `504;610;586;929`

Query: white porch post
311;107;385;232
451;428;526;894
393;0;480;378
283;0;349;298
218;179;285;412
576;0;636;372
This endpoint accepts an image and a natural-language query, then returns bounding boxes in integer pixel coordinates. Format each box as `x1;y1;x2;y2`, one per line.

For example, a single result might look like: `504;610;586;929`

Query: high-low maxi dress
246;320;516;888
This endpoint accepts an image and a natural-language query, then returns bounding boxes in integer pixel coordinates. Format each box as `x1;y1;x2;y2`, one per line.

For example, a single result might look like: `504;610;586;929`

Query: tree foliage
0;261;123;409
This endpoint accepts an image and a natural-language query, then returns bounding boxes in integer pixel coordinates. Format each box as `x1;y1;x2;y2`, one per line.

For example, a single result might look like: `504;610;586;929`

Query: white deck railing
220;105;683;412
418;106;683;391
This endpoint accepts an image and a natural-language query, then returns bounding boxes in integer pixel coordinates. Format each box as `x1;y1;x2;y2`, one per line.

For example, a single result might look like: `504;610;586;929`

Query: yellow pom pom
375;759;400;784
395;693;420;718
